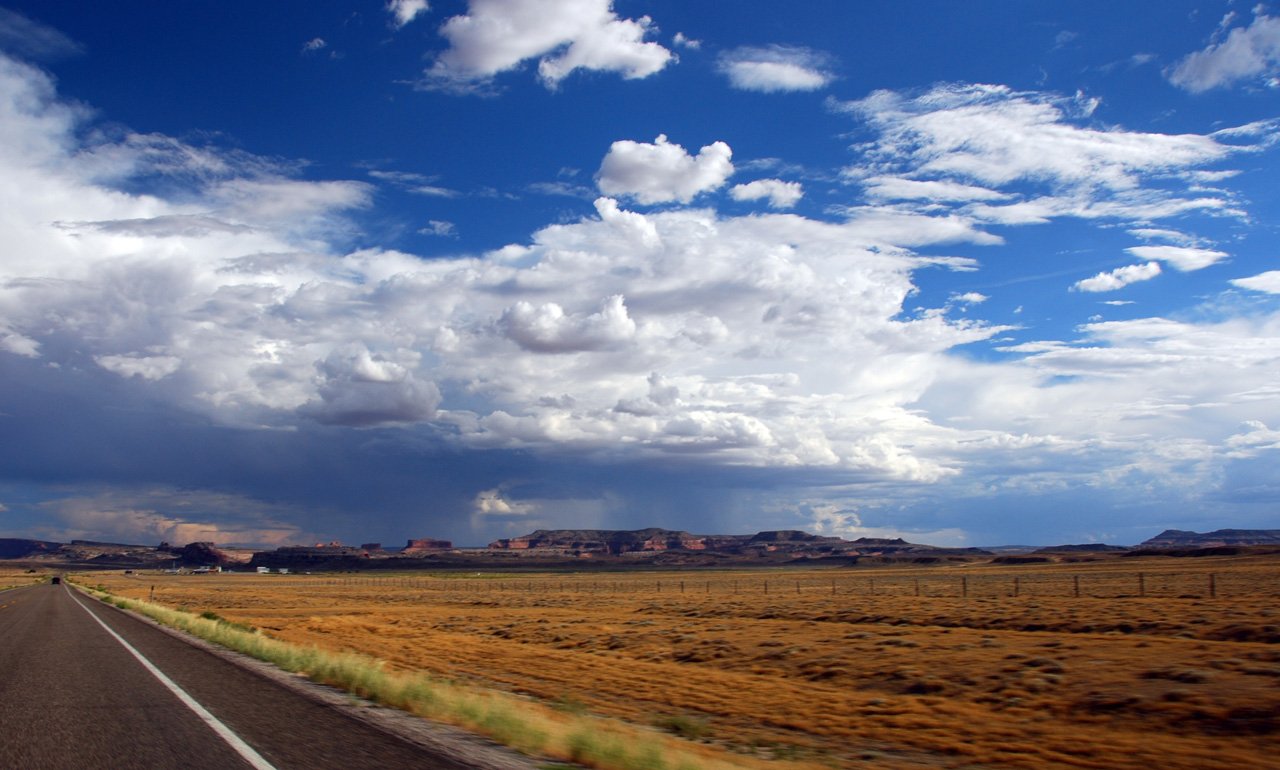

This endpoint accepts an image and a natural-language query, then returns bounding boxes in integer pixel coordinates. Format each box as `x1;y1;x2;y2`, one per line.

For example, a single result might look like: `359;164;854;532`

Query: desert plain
83;552;1280;769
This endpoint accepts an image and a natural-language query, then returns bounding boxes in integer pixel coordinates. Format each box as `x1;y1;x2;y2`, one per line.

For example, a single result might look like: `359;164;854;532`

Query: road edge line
68;588;279;770
67;585;539;770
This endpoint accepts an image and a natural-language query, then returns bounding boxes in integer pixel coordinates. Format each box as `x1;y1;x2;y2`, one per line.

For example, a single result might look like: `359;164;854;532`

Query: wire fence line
243;569;1278;600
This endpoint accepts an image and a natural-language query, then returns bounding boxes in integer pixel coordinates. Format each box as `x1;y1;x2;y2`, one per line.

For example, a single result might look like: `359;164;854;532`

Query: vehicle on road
51;576;61;585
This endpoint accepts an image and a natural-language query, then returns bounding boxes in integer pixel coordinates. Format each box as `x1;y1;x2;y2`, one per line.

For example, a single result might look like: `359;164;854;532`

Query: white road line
68;588;279;770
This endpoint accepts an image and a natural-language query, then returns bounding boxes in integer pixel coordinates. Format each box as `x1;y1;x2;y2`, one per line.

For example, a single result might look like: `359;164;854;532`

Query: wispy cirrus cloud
0;7;83;62
830;82;1276;247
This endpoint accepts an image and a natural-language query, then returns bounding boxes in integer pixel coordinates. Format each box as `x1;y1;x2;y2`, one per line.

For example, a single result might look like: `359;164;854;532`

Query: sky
1;1;1279;549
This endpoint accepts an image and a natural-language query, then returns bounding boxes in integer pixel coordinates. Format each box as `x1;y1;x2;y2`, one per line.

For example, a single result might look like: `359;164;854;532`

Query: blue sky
1;1;1279;548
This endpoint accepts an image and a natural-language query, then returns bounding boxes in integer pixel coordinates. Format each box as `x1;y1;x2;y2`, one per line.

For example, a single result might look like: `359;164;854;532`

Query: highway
0;582;521;770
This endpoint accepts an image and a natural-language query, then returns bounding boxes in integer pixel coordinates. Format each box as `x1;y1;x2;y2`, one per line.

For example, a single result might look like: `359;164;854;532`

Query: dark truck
50;576;61;585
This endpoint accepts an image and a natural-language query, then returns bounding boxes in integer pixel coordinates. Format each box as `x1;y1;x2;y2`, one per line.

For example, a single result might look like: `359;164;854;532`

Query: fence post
1209;573;1216;599
961;576;967;598
1074;575;1080;598
1138;572;1145;597
914;579;920;597
764;580;769;595
1014;577;1019;598
869;579;875;596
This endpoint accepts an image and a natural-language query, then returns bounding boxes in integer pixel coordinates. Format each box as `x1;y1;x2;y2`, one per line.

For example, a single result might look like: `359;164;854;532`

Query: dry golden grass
89;554;1280;769
0;568;45;590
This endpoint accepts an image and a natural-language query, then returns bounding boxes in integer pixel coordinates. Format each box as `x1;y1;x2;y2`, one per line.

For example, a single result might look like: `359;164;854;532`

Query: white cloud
729;178;803;209
1127;227;1198;246
388;0;431;28
863;177;1010;203
596;134;733;204
672;32;700;50
1073;262;1162;292
421;0;672;91
298;345;442;427
420;220;458;237
1125;245;1228;271
410;184;461;198
302;38;327;53
717;45;834;93
952;292;988;304
498;294;637;352
95;354;184;380
1232;270;1280;294
0;327;40;357
836;84;1235;193
1168;13;1280;92
828;82;1276;251
0;7;84;62
5;48;1280;512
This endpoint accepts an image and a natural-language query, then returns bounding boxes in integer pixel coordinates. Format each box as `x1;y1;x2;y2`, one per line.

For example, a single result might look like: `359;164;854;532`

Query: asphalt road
0;582;483;770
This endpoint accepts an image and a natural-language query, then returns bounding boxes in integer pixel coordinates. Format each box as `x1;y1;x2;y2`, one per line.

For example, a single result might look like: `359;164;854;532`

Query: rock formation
403;538;453;552
1138;529;1280;548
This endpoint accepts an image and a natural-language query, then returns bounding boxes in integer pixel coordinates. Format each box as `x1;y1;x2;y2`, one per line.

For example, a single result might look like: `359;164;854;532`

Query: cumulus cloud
5;48;1280;540
420;0;672;91
1073;262;1162;292
1125;245;1228;271
729;178;804;209
596;134;733;204
672;32;700;50
498;294;637;352
388;0;431;28
299;345;442;427
717;45;834;93
1232;270;1280;294
1168;13;1280;92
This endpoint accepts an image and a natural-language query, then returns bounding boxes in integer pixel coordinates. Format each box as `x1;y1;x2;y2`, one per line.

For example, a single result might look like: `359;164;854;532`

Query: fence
246;568;1277;600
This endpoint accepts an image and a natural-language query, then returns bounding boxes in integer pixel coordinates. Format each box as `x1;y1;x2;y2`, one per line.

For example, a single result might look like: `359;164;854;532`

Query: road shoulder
71;585;546;770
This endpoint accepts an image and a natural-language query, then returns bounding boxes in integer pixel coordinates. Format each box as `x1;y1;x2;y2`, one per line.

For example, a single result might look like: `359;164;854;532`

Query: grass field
0;569;43;591
87;553;1280;769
